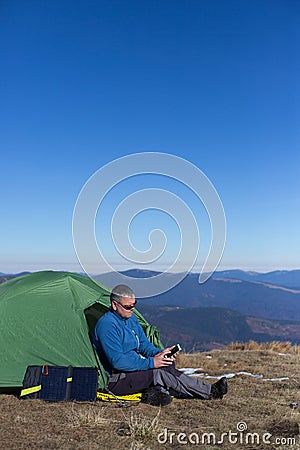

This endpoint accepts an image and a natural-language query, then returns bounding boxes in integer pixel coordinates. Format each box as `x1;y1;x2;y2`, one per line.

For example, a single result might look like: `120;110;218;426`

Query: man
92;284;228;406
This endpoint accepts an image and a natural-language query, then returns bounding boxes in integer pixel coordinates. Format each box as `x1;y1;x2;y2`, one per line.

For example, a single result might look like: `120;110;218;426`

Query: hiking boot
141;386;173;406
210;377;228;399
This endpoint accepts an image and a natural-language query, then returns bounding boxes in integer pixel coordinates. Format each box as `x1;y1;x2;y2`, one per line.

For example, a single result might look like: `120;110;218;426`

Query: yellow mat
97;391;142;402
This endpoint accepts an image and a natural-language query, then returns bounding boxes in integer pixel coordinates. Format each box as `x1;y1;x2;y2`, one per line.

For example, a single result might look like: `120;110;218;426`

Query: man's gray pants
153;365;211;399
107;364;211;399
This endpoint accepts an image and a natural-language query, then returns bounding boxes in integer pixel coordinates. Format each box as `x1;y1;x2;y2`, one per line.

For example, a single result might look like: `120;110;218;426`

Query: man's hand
153;347;176;368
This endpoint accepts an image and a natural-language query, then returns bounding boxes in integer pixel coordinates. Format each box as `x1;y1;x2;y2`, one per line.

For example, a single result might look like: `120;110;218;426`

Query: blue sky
1;0;299;274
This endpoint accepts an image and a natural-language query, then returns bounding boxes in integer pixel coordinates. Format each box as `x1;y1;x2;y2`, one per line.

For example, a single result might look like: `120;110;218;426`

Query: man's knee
160;363;181;377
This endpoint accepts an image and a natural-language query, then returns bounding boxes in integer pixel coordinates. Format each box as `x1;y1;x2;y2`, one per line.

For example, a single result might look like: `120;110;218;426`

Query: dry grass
119;409;161;439
1;345;300;450
68;404;111;428
228;340;300;355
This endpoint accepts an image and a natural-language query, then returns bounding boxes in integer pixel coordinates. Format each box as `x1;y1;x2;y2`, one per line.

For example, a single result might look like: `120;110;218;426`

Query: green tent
0;271;163;392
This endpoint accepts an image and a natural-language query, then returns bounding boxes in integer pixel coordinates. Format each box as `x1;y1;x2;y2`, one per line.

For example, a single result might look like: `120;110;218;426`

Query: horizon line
1;266;300;276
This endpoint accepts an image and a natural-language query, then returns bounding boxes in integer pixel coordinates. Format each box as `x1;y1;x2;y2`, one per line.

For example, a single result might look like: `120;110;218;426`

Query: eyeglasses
114;300;137;311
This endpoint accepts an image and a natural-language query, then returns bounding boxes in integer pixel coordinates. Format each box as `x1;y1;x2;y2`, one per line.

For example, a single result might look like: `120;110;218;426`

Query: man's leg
107;365;217;399
152;364;211;399
107;370;154;395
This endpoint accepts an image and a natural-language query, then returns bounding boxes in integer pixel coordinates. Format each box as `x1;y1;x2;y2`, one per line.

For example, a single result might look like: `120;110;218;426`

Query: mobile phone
165;344;182;358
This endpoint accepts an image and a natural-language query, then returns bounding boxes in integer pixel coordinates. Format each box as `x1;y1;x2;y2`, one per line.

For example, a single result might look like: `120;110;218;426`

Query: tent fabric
0;271;163;390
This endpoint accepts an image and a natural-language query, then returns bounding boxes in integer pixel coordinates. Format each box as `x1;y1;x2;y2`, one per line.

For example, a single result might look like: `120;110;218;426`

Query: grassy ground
1;342;299;450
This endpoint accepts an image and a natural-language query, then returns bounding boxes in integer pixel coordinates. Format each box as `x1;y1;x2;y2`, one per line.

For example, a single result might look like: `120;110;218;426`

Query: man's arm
96;320;155;372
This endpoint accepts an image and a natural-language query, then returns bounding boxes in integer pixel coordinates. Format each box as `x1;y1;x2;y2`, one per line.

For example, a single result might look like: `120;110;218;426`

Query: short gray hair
110;285;135;303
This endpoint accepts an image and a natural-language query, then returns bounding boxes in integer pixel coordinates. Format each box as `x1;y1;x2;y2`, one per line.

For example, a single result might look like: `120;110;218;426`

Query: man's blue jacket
91;309;161;374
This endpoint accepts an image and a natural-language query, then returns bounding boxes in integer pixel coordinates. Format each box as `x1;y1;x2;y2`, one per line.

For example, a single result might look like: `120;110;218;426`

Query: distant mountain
137;304;300;352
211;269;300;288
140;276;300;321
121;269;161;278
0;271;31;278
95;269;300;321
96;268;300;289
